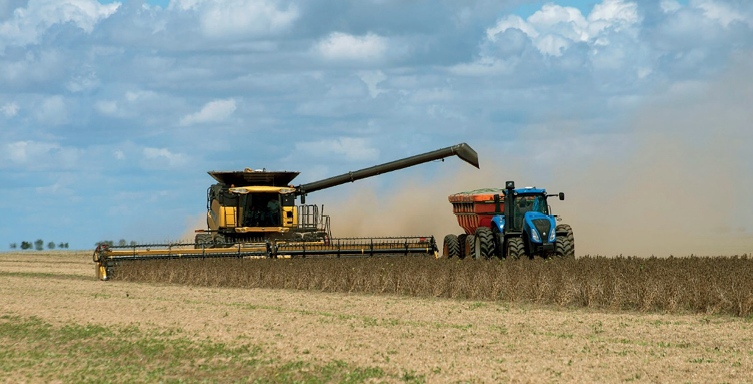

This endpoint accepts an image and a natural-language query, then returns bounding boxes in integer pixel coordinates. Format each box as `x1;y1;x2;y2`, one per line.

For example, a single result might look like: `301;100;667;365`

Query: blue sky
1;0;752;256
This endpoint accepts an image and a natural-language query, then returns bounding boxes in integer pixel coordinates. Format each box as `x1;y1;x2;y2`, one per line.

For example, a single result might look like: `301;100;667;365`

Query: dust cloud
324;52;753;257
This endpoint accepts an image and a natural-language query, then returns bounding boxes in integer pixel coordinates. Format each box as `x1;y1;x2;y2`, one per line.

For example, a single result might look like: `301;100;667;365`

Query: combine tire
555;224;575;258
194;233;213;249
464;235;475;259
474;227;494;260
443;235;460;259
457;234;468;259
506;238;526;260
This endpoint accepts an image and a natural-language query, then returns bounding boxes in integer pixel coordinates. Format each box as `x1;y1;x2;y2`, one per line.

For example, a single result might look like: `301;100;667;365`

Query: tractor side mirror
559;192;565;201
301;194;306;204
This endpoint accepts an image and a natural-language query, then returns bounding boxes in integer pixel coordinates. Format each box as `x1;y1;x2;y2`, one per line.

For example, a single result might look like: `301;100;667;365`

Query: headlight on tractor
531;229;540;242
549;228;556;242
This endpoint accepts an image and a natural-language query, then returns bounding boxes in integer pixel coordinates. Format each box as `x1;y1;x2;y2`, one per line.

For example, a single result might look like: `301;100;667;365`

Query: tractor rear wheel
474;227;494;260
506;237;526;260
457;234;468;259
442;235;460;259
464;235;475;259
555;224;575;258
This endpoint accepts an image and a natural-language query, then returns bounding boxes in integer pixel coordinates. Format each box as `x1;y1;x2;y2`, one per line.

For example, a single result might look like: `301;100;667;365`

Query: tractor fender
490;215;505;232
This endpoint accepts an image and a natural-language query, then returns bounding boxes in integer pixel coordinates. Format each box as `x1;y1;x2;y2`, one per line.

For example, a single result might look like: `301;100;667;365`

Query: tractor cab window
514;195;548;215
513;194;548;229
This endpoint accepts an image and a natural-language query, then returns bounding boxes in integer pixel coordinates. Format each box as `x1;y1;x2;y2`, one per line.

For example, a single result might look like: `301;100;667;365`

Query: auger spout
296;143;479;195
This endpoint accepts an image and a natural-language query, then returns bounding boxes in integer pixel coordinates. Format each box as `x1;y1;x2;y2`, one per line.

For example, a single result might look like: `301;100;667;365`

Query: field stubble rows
118;255;753;317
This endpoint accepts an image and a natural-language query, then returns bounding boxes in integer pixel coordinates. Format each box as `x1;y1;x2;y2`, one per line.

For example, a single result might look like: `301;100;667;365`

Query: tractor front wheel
443;234;460;259
555;224;575;258
474;227;494;260
506;238;527;260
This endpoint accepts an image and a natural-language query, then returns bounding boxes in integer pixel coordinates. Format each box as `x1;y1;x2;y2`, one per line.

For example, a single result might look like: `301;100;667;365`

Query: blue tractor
443;180;574;260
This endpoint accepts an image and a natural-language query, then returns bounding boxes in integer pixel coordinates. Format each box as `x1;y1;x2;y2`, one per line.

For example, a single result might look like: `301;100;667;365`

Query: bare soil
1;251;752;383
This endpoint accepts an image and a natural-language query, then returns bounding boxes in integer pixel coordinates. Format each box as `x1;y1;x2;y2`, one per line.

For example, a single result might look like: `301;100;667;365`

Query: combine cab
95;143;479;280
443;181;574;260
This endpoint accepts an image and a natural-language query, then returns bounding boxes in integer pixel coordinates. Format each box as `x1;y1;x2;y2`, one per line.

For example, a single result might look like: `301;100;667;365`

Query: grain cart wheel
506;238;526;260
443;235;460;259
474;227;494;260
457;234;468;259
555;224;575;258
464;235;475;259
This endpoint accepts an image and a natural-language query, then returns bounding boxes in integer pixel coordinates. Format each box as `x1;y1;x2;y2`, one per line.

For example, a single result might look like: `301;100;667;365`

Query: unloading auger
94;143;479;280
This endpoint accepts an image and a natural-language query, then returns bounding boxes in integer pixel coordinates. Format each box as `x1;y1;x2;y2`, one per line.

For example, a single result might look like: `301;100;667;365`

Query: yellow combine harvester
94;143;479;280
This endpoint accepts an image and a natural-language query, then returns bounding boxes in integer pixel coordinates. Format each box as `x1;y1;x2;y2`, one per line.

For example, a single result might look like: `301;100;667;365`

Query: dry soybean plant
116;255;753;317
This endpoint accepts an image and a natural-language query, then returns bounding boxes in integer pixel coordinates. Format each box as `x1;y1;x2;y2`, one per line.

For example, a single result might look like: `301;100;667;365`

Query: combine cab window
242;194;281;227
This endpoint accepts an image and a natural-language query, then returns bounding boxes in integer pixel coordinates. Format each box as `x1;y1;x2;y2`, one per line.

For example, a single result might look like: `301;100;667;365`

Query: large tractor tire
457;234;468;259
555;224;575;258
464;235;475;259
443;234;460;259
474;227;494;260
506;237;527;260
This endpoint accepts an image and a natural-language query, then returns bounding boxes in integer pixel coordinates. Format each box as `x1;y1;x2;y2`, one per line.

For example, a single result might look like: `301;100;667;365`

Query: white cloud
358;70;387;98
35;95;68;126
694;0;749;27
2;140;80;169
142;147;188;168
1;102;19;117
295;137;379;162
0;0;119;50
171;0;299;38
95;100;119;116
315;32;388;61
449;57;516;76
486;15;539;40
179;98;237;126
661;0;683;14
484;0;640;57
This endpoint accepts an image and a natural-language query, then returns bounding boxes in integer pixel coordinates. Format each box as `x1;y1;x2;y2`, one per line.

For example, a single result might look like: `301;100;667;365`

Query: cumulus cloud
1;102;19;117
696;0;750;27
295;137;379;162
315;32;389;61
358;70;387;98
170;0;299;38
0;0;119;51
179;98;237;126
2;141;80;170
486;0;640;57
142;147;188;168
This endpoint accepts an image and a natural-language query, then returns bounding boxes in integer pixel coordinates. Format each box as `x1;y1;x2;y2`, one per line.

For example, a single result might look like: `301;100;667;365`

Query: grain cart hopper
94;143;479;280
442;181;574;260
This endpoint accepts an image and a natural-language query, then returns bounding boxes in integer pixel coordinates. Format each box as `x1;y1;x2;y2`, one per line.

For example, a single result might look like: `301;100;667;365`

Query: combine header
94;143;479;280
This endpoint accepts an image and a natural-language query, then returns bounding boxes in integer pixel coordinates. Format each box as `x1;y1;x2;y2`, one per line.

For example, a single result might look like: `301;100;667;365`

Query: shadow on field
115;256;753;317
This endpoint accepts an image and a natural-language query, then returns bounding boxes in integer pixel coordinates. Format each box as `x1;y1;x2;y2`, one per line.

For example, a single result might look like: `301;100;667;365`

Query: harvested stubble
116;256;753;317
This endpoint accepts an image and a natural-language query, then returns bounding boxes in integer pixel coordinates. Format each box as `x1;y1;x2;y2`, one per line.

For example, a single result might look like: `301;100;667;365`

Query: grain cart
442;181;574;260
94;143;479;280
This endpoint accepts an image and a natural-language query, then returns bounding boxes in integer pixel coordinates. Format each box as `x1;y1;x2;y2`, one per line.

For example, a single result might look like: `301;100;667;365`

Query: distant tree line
8;239;143;250
9;239;69;251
